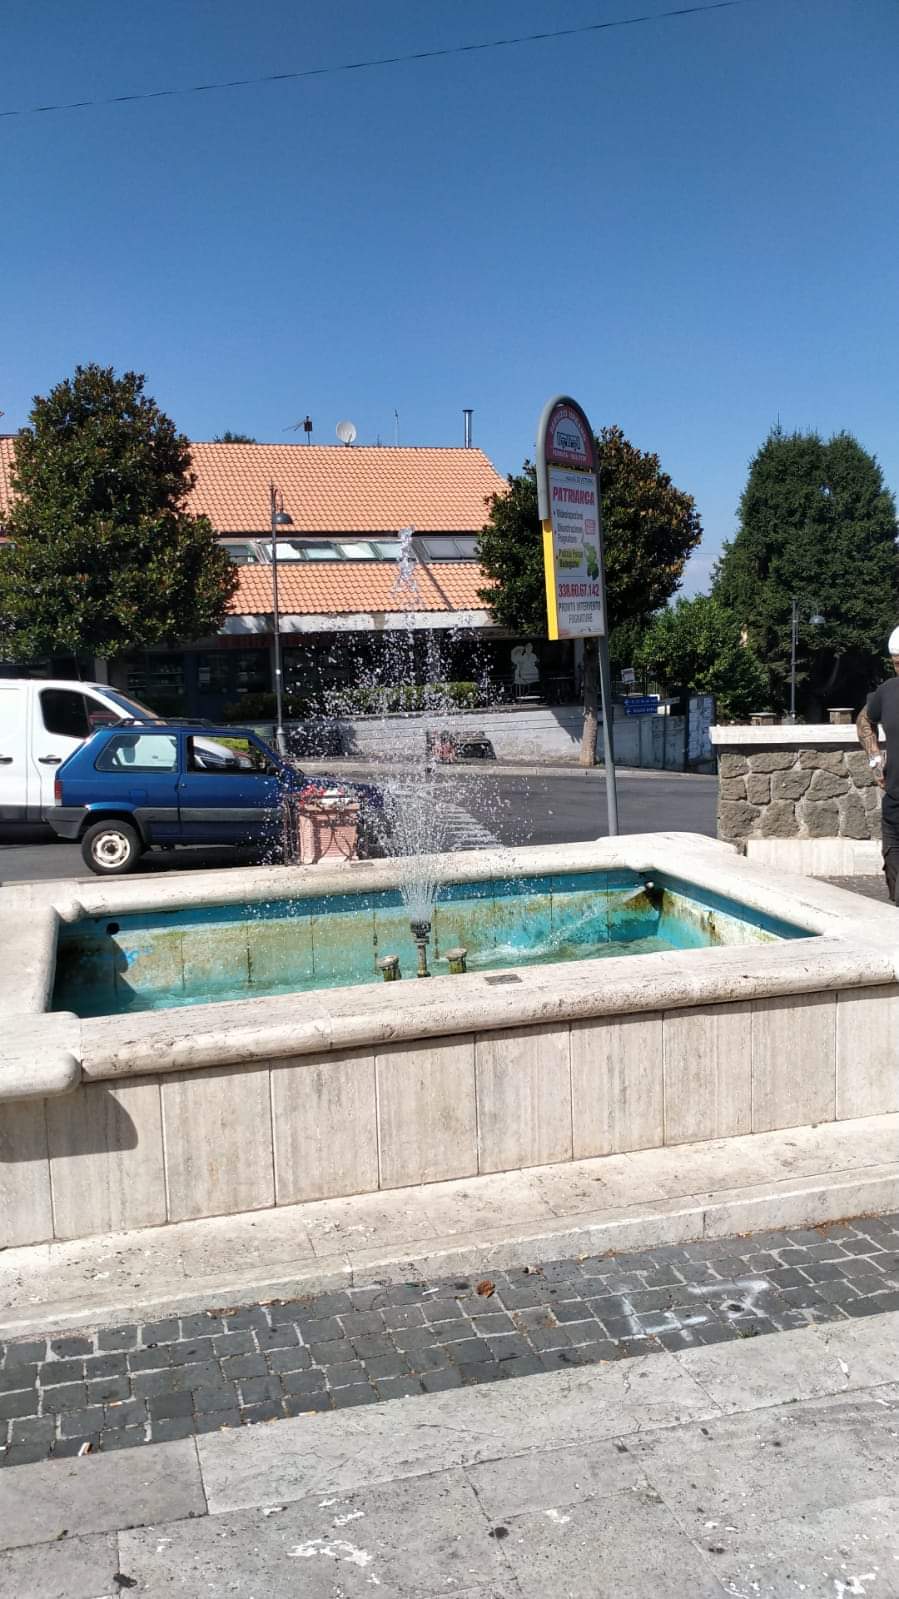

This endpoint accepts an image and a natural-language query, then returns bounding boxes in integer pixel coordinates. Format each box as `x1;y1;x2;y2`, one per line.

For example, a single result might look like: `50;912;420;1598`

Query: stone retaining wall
716;741;881;845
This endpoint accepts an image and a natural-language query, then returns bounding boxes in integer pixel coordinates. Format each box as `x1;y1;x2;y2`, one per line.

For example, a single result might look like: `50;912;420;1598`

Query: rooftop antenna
283;416;313;442
394;408;399;447
336;419;357;447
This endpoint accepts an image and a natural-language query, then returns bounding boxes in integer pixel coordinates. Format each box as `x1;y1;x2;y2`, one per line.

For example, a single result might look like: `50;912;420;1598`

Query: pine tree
713;427;898;716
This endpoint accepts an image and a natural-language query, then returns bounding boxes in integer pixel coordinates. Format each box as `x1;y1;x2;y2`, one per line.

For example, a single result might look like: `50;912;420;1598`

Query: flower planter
295;799;360;864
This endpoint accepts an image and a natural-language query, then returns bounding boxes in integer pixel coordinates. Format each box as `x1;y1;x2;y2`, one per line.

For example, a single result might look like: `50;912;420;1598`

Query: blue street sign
623;696;659;717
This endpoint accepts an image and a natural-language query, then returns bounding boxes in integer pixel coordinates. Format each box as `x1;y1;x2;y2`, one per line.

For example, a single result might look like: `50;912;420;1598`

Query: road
0;768;717;883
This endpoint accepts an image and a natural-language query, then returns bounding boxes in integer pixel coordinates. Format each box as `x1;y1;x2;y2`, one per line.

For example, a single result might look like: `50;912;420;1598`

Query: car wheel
81;819;143;876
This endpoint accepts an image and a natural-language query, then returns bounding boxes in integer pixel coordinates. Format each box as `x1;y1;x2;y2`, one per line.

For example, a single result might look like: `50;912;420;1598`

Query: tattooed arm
857;707;885;786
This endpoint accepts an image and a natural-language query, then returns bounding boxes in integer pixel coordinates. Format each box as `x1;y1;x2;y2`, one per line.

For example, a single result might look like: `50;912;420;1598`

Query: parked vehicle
48;721;387;874
0;679;248;824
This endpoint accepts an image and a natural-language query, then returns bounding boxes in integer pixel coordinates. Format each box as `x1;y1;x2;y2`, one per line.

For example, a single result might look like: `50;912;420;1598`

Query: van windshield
99;690;161;721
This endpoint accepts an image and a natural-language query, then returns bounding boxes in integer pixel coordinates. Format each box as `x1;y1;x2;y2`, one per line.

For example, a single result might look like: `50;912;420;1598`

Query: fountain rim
2;832;898;1104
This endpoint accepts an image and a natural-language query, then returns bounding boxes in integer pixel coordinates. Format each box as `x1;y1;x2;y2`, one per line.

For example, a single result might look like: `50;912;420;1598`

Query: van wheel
81;819;143;875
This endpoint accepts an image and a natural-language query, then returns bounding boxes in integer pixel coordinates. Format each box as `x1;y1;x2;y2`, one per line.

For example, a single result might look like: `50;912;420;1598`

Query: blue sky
2;0;897;593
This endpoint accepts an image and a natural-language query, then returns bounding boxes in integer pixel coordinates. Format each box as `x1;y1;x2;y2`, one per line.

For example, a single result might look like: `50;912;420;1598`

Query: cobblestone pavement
3;1212;899;1467
826;873;890;902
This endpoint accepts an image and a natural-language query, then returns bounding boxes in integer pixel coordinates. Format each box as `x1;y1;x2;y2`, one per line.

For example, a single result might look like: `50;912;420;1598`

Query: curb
2;1164;894;1341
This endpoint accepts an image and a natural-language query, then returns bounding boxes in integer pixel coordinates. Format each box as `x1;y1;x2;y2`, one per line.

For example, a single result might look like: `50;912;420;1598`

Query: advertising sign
544;465;605;639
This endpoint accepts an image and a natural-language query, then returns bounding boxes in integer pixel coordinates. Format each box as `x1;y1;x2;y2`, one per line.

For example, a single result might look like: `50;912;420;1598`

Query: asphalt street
0;768;717;884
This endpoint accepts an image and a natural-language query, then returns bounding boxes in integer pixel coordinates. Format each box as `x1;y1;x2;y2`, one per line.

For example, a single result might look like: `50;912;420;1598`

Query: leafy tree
713;427;898;716
477;427;702;762
0;365;237;662
637;595;768;721
213;431;257;443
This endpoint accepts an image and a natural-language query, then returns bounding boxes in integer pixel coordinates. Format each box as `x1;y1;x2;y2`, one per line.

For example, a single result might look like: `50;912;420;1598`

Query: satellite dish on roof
336;419;357;446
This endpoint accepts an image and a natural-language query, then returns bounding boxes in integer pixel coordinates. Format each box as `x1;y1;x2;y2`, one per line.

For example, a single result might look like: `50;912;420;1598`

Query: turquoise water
52;868;814;1019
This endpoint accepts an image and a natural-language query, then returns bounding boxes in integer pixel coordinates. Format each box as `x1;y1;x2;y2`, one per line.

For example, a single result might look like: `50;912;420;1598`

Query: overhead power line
1;0;762;121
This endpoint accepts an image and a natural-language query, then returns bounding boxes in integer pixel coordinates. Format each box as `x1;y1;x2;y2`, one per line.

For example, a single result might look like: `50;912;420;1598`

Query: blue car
48;721;387;875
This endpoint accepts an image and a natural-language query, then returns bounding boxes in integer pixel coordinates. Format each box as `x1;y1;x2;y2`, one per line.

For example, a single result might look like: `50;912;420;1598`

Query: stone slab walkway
3;1211;899;1469
1;1308;898;1597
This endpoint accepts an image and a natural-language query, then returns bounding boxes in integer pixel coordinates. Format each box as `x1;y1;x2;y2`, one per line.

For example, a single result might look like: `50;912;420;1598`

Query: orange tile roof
0;438;505;534
230;561;487;616
0;438;15;517
189;443;505;534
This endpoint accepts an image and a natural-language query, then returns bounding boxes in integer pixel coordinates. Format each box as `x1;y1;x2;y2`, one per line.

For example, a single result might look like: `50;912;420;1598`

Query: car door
176;735;284;845
0;684;30;820
92;731;181;841
31;687;94;814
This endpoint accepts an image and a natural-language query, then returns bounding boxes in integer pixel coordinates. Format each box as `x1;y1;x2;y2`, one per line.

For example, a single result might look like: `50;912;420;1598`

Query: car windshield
100;689;162;720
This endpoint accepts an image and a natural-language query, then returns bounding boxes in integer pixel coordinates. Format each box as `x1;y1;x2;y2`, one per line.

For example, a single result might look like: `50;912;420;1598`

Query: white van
0;679;242;823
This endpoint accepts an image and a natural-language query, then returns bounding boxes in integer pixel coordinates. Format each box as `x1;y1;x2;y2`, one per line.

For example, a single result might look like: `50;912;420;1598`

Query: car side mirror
87;711;119;731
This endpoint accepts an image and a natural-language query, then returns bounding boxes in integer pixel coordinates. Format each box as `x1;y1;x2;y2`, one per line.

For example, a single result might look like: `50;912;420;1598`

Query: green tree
713;427;898;717
637;595;768;721
0;365;237;662
213;431;257;443
477;426;702;762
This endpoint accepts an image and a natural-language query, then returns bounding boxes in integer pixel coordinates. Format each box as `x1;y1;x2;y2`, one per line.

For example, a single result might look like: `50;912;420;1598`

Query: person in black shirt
856;627;899;900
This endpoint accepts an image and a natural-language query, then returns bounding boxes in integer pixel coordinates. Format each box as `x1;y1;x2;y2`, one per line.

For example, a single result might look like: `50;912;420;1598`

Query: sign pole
535;395;619;836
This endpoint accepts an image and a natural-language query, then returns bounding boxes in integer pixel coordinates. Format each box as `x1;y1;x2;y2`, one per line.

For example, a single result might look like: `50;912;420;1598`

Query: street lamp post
788;597;825;722
269;483;294;757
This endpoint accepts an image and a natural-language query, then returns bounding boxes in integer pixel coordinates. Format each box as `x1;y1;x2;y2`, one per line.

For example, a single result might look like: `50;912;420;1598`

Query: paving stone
392;1326;440;1352
87;1376;130;1405
40;1357;84;1383
193;1387;237;1414
151;1416;196;1442
180;1312;224;1339
1;1441;52;1467
102;1399;145;1430
59;1405;106;1439
212;1329;257;1357
148;1391;194;1421
127;1346;174;1373
265;1346;312;1374
364;1353;411;1380
0;1366;37;1394
140;1318;181;1345
221;1353;267;1380
349;1334;396;1359
421;1366;464;1392
99;1425;148;1451
49;1335;93;1359
382;1305;426;1330
323;1361;368;1389
375;1374;423;1400
255;1326;299;1352
239;1376;281;1405
3;1340;46;1367
310;1338;357;1365
83;1353;128;1380
9;1414;56;1445
296;1315;342;1342
170;1337;216;1366
219;1307;271;1331
193;1409;242;1434
238;1400;282;1424
52;1435;100;1458
279;1369;327;1397
331;1383;377;1407
282;1392;331;1416
96;1326;138;1351
38;1384;84;1415
423;1298;467;1322
130;1368;187;1400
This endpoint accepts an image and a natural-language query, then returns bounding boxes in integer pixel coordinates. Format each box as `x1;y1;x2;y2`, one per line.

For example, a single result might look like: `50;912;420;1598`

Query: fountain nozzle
410;919;432;979
445;946;468;975
377;955;401;982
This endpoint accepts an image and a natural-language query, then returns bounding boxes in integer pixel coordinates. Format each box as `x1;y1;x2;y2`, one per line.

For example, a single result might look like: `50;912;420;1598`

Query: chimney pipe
463;408;473;448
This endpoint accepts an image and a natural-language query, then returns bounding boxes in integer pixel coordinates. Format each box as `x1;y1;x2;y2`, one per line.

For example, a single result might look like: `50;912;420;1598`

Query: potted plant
293;782;360;864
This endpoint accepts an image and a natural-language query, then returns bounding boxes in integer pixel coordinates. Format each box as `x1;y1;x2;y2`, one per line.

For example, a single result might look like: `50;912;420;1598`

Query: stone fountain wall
713;732;881;846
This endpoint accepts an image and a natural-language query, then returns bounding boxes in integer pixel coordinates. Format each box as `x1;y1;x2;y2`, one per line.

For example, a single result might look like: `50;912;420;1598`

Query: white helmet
889;628;899;655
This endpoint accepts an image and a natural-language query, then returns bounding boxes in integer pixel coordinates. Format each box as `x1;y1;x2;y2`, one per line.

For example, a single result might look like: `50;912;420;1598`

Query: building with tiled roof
1;433;577;721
